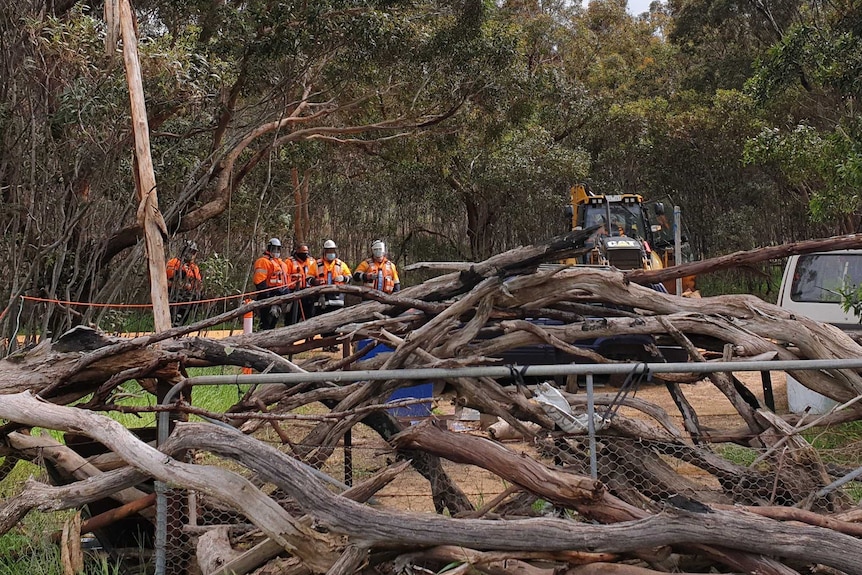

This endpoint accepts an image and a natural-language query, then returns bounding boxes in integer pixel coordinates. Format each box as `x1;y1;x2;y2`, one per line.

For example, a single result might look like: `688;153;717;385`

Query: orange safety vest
316;258;351;284
252;254;288;291
287;257;318;290
355;257;399;293
166;258;202;293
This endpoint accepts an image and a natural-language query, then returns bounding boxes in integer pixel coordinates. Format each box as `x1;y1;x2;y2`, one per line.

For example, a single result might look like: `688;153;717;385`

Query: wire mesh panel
137;365;862;573
163;487;191;575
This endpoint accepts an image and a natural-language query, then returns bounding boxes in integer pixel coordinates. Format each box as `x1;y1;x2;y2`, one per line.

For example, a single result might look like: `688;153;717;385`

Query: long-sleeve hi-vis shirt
252;254;289;299
166;258;202;294
316;258;351;285
353;257;400;293
316;257;352;306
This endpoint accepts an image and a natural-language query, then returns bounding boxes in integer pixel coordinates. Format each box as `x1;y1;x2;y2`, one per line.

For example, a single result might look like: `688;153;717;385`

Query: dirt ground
631;370;788;429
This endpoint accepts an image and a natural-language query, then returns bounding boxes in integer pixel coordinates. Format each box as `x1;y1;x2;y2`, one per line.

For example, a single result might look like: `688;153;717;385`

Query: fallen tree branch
626;233;862;285
169;421;862;574
0;392;337;572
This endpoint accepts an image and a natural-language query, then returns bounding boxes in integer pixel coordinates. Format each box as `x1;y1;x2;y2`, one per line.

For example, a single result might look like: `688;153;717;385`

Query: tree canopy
2;0;861;340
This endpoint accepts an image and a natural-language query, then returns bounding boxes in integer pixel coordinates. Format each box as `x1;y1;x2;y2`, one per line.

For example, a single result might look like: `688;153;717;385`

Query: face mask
295;252;309;262
325;253;336;262
270;249;281;258
372;247;385;259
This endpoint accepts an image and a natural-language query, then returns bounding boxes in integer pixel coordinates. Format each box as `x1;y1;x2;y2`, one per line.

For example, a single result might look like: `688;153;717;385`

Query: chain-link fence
153;429;862;574
147;360;862;574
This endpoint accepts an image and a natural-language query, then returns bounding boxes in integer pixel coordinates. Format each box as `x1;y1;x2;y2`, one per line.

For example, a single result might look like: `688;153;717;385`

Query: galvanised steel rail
182;358;862;386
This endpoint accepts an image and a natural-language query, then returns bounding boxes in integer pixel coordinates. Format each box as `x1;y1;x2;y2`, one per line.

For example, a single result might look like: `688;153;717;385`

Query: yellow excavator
565;183;697;295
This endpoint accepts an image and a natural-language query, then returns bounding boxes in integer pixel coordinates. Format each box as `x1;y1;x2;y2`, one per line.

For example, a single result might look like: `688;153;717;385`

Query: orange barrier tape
21;290;266;309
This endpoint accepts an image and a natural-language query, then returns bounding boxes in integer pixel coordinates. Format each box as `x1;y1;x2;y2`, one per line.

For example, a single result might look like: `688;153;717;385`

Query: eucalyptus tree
394;0;593;262
0;0;515;341
668;0;799;92
658;0;842;251
299;0;593;264
744;1;862;235
568;0;811;259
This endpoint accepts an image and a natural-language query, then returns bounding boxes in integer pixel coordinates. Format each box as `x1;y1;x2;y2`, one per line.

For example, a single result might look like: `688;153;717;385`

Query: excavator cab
567;184;697;294
568;184;661;272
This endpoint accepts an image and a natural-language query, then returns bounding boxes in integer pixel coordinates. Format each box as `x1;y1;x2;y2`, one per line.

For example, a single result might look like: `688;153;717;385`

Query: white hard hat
323;239;337;250
268;238;282;247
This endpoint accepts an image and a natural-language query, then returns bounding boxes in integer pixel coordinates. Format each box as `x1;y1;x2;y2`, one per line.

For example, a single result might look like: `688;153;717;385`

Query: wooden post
118;0;171;334
117;4;179;574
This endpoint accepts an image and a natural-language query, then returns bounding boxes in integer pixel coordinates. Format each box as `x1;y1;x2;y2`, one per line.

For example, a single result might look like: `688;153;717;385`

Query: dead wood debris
2;231;862;574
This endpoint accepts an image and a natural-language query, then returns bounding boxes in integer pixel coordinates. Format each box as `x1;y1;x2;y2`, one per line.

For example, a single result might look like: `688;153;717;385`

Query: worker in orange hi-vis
285;242;318;324
352;239;400;294
251;238;290;330
315;239;352;352
166;240;203;326
315;239;352;314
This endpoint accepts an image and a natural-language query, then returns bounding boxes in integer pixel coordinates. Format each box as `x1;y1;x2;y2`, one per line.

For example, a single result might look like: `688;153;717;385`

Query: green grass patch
0;365;253;571
0;459;46;497
96;365;250;428
802;421;862;467
0;488;83;575
802;421;862;450
0;537;124;575
716;444;760;467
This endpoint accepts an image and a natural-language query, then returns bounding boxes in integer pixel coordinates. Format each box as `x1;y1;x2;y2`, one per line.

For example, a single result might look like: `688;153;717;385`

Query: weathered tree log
4;393;855;574
0;467;146;536
627;233;862;285
168;421;862;575
639;436;826;507
567;564;743;575
392;420;646;523
6;234;862;574
394;545;603;575
5;239;862;427
60;511;84;575
6;431;151;508
0;392;338;572
197;525;244;575
711;503;862;537
209;459;412;575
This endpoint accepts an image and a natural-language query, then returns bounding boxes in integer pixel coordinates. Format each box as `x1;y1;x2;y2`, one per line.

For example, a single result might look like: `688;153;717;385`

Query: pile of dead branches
3;229;862;575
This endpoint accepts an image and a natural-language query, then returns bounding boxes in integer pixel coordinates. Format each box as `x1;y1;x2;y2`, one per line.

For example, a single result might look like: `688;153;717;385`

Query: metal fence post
156;381;188;575
674;205;683;296
586;372;598;480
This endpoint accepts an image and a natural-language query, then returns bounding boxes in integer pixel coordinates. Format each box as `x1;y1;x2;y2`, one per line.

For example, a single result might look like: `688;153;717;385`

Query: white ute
777;250;862;413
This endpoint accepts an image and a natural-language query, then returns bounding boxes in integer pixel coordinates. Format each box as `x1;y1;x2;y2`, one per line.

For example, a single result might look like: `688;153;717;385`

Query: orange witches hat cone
242;298;253;374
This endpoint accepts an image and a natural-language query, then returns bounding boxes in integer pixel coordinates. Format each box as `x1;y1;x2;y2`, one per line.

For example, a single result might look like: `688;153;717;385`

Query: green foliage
744;122;862;225
838;284;862;324
742;4;862;231
198;251;238;297
669;0;790;91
